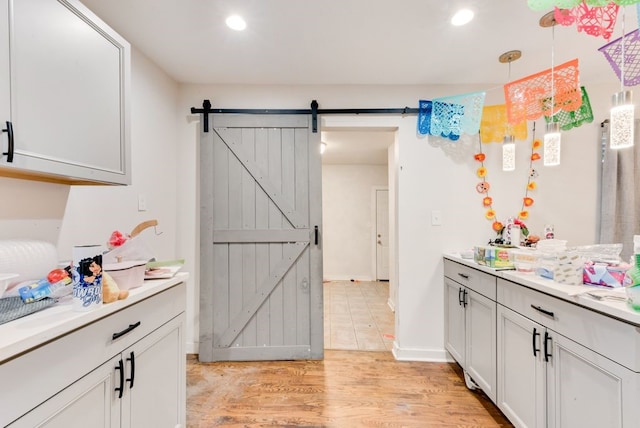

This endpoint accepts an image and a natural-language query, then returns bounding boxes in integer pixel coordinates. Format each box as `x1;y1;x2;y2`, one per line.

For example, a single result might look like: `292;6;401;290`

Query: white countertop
443;253;640;326
0;273;188;363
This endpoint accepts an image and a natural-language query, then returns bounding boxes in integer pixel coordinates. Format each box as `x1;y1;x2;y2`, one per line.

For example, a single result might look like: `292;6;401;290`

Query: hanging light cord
551;22;555;118
621;6;626;92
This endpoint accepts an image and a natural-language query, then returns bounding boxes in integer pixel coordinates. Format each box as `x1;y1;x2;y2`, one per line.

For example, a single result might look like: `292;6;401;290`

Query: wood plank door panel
200;113;322;362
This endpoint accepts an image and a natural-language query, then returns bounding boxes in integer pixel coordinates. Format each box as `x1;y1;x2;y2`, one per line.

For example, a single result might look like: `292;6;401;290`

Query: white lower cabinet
444;260;497;402
497;279;640;428
1;282;186;428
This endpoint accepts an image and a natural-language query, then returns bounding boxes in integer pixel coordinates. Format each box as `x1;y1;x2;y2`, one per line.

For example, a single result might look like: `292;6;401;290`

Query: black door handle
458;287;464;306
544;331;552;362
112;321;141;340
462;289;468;307
314;225;318;245
532;327;540;357
2;121;14;163
531;304;555;318
126;351;135;389
114;359;124;399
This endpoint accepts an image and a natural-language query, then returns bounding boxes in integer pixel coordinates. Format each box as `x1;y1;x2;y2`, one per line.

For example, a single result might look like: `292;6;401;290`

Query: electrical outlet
138;194;147;212
431;210;442;226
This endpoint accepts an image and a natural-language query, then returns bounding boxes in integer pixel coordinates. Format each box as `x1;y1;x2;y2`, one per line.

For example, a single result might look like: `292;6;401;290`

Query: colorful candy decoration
554;2;619;40
475;127;542;236
598;29;640;87
504;59;582;125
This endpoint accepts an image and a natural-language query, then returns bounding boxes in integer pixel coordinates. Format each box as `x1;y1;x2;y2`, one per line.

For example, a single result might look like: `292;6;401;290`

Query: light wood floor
323;280;394;351
186;350;513;427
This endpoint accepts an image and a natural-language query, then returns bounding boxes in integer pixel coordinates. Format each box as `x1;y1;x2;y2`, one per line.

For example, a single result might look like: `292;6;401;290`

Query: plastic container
104;260;147;290
509;249;539;273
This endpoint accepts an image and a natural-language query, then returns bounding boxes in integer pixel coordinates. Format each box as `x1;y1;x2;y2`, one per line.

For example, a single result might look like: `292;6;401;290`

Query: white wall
0;47;183;327
1;68;619;360
322;164;388;281
178;83;617;360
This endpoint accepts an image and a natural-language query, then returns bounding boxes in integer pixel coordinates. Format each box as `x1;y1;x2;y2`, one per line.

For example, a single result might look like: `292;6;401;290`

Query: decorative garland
474;125;541;238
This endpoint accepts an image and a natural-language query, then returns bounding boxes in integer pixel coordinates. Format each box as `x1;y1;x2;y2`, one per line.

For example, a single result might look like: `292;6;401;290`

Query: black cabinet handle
544;331;552;362
458;287;464;306
112;321;141;340
457;273;469;280
532;327;540;357
462;289;468;307
114;359;124;399
126;351;135;389
2;121;13;163
314;225;318;245
531;304;555;318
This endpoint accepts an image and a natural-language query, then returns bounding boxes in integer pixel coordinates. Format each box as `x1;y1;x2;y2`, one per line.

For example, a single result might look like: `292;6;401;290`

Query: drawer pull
114;359;124;399
126;351;135;389
458;287;464;306
112;321;141;340
530;304;554;318
462;289;468;307
457;273;469;280
532;328;540;357
544;331;552;362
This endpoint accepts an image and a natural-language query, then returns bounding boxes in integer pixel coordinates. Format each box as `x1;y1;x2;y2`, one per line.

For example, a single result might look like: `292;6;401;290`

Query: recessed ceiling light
226;15;246;31
451;9;474;26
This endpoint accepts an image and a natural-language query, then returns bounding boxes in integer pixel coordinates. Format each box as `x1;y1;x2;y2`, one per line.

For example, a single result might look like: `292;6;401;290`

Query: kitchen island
444;254;640;428
0;273;187;427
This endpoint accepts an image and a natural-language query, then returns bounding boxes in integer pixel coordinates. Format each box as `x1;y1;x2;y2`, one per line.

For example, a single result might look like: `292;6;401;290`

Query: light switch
138;194;147;212
431;210;442;226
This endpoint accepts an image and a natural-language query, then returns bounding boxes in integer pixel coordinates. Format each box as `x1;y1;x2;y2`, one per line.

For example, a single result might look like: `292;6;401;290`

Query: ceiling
79;0;636;163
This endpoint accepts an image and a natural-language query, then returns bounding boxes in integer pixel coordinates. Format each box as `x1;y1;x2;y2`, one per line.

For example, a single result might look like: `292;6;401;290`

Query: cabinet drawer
0;282;185;426
497;278;640;372
444;259;496;300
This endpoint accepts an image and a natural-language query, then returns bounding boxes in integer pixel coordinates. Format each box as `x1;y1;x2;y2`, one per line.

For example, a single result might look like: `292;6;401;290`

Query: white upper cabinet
0;0;130;184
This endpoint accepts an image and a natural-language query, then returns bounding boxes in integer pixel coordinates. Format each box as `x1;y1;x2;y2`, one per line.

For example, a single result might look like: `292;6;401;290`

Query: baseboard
186;341;198;355
391;342;452;362
323;275;374;282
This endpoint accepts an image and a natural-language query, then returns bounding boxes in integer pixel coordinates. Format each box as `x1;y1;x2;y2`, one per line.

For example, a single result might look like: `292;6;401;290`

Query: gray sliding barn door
199;113;323;362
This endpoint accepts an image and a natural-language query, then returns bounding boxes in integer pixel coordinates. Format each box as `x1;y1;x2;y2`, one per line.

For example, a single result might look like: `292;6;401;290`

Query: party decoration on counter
480;104;528;143
599;29;640;86
430;91;486;141
554;2;619;40
543;86;594;130
474;124;542;240
417;100;433;135
504;58;582;125
528;0;640;11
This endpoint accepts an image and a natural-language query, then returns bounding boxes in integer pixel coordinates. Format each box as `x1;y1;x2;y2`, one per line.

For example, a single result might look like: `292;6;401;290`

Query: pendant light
541;12;561;166
499;50;521;172
610;6;635;150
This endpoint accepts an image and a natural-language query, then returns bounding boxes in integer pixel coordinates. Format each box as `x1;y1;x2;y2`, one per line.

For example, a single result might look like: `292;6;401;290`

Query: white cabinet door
0;0;9;130
444;277;465;365
465;288;497;402
121;314;185;428
8;355;120;428
497;305;546;428
546;332;639;428
2;0;130;184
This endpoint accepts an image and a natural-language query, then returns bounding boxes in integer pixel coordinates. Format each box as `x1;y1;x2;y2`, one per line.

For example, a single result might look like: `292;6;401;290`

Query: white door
444;278;465;365
465;288;497;402
199;113;323;362
497;305;546;428
375;189;389;281
546;332;631;428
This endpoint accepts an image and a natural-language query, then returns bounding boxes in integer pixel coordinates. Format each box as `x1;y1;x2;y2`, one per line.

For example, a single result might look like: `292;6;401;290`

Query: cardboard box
474;246;514;268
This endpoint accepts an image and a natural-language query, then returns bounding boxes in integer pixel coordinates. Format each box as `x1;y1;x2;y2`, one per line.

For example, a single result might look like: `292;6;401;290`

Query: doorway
320;128;395;351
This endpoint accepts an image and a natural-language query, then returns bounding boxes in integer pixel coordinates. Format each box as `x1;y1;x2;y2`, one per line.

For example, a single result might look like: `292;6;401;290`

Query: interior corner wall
322;164;388;281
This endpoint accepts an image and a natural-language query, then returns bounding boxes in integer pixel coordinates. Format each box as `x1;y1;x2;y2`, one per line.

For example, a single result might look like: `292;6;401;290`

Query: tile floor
323;280;395;351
